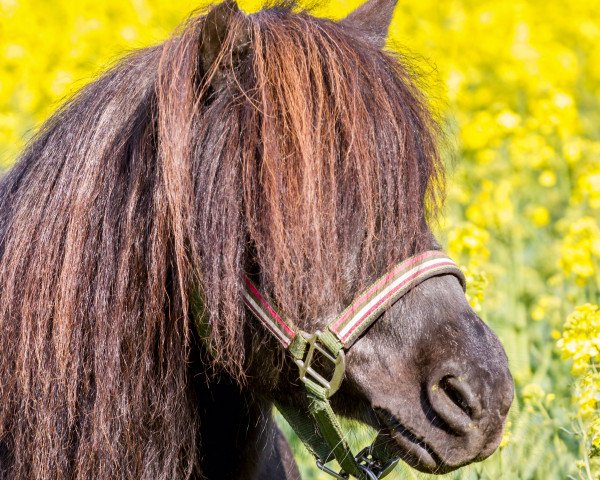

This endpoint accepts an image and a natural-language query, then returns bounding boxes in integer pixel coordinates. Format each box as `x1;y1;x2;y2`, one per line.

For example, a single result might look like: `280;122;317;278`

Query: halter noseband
242;250;466;480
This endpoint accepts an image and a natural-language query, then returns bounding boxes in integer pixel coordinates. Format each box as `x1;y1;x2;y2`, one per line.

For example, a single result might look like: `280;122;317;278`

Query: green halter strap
242;251;466;480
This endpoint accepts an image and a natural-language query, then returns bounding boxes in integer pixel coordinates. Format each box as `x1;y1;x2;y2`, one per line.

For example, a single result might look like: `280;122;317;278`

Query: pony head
0;1;513;477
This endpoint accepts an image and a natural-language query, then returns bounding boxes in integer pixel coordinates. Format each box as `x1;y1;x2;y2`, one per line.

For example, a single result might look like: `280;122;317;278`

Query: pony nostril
427;374;483;435
439;375;482;421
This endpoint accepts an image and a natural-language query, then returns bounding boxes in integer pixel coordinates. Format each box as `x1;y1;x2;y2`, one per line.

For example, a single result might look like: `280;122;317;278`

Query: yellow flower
557;305;600;398
499;421;512;448
553;92;574;109
497;110;521;130
558;305;600;463
461;111;499;151
563;138;584;163
447;223;490;265
591;417;600;450
522;383;546;404
576;163;600;209
558;218;600;284
465;180;515;231
531;295;560;321
527;206;550;227
538;169;557;188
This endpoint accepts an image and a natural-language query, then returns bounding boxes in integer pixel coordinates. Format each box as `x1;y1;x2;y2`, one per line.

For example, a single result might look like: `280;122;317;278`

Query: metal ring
358;464;379;480
316;459;350;480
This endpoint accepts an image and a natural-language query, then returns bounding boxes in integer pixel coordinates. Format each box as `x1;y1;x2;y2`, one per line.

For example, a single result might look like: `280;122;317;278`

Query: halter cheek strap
242;251;466;480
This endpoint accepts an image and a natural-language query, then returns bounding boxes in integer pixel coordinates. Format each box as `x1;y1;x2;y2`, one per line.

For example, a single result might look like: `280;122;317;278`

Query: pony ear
200;1;250;90
339;0;398;49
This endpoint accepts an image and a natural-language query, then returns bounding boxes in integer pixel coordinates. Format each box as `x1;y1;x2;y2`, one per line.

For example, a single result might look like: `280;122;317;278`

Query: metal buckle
355;448;400;479
316;448;399;480
295;331;346;398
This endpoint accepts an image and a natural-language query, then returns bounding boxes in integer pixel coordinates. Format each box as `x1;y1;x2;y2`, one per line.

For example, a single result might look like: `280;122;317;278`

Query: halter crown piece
242;251;467;480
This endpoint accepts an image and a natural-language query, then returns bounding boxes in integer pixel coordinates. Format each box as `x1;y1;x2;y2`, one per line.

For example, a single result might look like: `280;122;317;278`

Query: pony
0;0;514;478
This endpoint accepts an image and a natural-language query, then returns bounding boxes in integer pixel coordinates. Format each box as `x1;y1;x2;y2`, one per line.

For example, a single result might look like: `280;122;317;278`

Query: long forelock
236;6;444;327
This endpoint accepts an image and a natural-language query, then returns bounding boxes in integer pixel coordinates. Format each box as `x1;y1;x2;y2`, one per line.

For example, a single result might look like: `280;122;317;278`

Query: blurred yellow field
1;0;599;478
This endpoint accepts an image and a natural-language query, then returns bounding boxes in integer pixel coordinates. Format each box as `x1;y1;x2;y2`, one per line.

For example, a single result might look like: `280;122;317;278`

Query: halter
242;250;466;479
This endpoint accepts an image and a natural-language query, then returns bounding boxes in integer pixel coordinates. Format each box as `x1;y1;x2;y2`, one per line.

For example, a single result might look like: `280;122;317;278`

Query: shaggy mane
0;3;443;478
